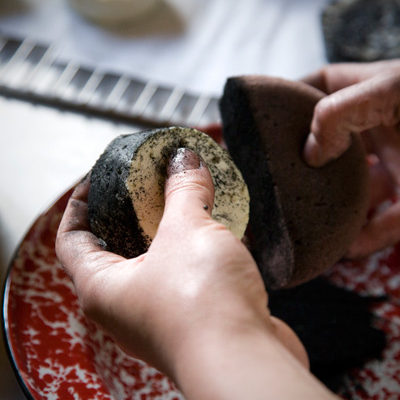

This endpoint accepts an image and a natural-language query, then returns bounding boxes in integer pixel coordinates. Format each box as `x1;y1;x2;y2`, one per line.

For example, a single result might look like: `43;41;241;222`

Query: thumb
161;148;215;229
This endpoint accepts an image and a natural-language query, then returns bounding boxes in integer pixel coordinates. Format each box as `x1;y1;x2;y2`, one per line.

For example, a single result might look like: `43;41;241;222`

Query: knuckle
166;174;213;202
373;73;400;126
313;97;339;134
383;98;400;127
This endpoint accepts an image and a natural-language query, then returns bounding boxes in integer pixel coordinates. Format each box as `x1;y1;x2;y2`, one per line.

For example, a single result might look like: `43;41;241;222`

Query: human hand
56;148;336;399
303;60;400;258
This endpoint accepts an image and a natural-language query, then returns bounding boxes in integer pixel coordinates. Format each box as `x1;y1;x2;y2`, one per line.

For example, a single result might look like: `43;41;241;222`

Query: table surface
0;0;329;397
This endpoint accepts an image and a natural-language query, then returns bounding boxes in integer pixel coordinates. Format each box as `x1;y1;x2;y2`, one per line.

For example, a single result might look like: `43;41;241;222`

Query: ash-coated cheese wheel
88;126;250;258
220;76;369;290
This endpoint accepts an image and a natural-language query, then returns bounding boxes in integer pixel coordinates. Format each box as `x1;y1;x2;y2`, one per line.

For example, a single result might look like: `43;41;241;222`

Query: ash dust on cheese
88;126;249;259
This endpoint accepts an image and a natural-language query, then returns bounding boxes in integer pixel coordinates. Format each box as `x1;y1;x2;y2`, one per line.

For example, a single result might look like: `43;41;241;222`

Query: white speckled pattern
4;190;185;399
3;178;400;399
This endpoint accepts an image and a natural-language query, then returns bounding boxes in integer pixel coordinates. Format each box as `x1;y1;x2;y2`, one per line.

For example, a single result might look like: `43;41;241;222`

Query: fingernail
168;148;202;176
304;133;324;167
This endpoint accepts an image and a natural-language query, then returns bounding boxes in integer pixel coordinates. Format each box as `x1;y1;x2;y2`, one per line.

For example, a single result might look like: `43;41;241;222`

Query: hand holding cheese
87;127;249;259
56;150;337;400
303;60;400;258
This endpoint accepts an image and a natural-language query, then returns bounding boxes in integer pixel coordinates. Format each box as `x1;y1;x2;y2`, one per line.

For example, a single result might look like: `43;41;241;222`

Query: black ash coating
322;0;400;62
88;131;156;258
220;78;293;289
220;76;369;290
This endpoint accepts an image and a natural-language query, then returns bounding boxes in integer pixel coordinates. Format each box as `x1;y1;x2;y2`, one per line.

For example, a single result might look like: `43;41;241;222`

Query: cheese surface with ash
220;76;369;289
88;126;249;258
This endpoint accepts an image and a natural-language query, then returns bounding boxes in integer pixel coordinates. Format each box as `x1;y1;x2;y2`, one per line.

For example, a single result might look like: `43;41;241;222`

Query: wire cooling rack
0;33;220;127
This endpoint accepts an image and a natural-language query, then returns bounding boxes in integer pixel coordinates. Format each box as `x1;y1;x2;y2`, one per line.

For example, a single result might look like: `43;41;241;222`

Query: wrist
171;317;272;395
168;317;337;400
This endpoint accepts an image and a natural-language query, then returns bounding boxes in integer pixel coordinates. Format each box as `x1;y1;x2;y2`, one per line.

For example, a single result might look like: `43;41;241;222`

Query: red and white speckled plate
3;188;185;400
3;126;400;399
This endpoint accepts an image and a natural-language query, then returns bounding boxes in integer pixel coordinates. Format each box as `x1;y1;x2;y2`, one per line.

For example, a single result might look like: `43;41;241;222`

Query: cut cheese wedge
88;126;250;258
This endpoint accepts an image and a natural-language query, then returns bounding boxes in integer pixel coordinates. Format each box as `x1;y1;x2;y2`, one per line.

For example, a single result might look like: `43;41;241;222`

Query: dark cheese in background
322;0;400;62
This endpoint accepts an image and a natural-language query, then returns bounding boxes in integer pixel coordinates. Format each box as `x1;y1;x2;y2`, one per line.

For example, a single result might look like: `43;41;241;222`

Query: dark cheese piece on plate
269;278;386;391
322;0;400;62
220;76;369;289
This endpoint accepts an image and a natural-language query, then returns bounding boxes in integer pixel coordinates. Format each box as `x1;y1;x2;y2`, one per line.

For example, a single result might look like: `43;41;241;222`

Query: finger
304;73;400;167
56;174;125;282
58;173;91;233
346;201;400;259
301;63;360;93
368;126;400;187
302;60;400;93
160;148;215;233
